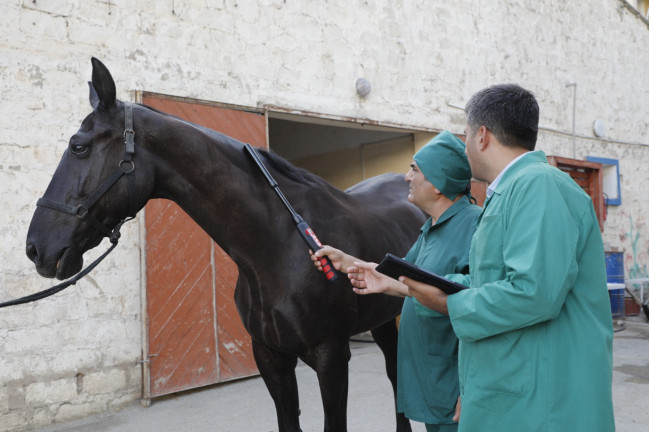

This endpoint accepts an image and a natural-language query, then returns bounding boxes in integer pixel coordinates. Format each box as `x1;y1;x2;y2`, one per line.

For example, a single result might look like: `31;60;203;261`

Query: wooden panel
146;200;216;395
547;155;604;231
213;245;253;380
142;95;265;398
142;96;266;143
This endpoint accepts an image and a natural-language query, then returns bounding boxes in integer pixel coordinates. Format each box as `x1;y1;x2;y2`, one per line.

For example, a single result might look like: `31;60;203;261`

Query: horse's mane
258;148;329;188
138;102;331;190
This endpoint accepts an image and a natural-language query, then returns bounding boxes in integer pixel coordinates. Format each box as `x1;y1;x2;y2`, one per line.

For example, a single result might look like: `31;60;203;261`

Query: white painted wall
1;1;648;430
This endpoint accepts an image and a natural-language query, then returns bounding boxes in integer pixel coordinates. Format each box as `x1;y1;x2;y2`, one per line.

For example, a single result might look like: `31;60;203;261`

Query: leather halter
36;102;138;243
0;103;137;308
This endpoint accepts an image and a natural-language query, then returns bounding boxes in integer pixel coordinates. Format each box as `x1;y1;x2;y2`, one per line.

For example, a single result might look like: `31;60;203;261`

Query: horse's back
336;172;425;257
345;173;423;220
345;172;405;197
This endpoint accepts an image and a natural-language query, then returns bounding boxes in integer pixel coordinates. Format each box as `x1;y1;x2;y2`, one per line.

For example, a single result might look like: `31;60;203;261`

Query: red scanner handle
297;221;338;282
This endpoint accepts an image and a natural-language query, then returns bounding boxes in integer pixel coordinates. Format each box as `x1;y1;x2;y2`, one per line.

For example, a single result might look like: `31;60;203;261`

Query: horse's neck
144;119;284;257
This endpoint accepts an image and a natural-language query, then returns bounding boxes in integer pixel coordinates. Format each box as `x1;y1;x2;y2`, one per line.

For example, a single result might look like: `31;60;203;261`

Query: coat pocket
468;328;533;396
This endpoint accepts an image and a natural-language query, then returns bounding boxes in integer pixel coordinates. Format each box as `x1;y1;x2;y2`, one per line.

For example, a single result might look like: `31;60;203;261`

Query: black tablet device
375;253;468;295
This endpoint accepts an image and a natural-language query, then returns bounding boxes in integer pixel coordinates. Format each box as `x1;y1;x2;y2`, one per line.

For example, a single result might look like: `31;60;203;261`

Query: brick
25;379;77;406
82;369;127;395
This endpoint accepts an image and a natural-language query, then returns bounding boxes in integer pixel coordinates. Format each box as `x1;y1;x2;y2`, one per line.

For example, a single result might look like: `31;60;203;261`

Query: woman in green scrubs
313;131;480;431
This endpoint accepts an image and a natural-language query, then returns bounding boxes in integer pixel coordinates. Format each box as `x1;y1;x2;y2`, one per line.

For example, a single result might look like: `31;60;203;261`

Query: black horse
26;58;425;431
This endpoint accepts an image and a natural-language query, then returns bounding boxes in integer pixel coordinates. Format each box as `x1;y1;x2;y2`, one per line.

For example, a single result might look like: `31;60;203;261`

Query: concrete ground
33;316;649;432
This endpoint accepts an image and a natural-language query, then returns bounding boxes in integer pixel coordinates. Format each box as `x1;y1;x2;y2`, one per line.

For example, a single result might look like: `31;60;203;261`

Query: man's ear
478;126;490;151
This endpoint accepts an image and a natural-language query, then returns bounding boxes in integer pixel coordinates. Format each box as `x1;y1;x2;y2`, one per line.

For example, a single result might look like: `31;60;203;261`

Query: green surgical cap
413;130;472;200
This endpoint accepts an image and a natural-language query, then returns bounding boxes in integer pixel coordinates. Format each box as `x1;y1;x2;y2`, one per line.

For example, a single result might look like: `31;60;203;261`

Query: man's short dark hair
465;84;539;151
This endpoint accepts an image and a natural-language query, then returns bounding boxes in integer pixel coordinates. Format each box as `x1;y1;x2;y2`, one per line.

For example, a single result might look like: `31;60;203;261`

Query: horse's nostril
26;242;38;263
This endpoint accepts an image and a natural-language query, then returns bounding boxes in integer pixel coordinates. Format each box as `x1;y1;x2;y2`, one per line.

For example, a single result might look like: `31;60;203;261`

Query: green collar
488;150;548;199
421;195;472;234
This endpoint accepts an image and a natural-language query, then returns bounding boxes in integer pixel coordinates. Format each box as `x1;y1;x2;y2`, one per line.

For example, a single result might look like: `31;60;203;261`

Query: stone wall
1;0;648;430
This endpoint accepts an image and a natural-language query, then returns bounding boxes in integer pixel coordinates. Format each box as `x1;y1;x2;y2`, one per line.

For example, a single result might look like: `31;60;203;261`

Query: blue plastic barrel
605;252;625;318
607;283;625;319
605;251;624;283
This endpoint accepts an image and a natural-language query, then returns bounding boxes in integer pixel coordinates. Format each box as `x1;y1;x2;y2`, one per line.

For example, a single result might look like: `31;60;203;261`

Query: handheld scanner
244;143;338;282
296;219;338;282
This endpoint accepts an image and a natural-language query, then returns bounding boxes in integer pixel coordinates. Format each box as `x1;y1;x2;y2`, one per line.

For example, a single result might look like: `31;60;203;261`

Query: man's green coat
447;151;615;431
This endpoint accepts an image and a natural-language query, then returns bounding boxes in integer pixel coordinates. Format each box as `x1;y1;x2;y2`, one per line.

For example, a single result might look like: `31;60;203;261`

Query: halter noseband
36;102;139;244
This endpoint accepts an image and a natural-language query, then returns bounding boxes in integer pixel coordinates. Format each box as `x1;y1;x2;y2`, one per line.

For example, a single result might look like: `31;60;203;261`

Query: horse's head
26;58;152;280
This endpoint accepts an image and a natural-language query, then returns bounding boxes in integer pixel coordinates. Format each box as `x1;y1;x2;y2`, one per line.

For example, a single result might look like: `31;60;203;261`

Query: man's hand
400;276;449;315
348;261;408;297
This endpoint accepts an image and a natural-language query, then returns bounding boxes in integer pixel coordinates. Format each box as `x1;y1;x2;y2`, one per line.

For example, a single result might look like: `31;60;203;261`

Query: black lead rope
0;102;137;308
0;220;129;308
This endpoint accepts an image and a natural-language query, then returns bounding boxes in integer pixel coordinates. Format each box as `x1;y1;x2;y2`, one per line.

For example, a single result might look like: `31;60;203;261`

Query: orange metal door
141;95;266;398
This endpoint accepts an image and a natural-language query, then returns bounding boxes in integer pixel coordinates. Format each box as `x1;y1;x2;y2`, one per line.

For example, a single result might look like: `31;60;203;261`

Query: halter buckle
75;205;89;220
124;129;135;154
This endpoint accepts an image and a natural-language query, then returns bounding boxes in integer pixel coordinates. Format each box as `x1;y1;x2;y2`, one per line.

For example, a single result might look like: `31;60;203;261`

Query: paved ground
611;316;649;432
33;317;649;432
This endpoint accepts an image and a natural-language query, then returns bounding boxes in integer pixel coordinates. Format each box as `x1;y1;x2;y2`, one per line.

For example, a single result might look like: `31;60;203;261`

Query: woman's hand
310;246;357;274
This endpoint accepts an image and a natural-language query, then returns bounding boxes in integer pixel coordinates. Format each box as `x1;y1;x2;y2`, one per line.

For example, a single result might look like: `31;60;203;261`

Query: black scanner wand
244;143;338;282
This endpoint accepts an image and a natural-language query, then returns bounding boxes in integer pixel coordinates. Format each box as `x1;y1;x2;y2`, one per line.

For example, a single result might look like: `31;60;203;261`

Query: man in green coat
374;84;615;431
312;131;481;431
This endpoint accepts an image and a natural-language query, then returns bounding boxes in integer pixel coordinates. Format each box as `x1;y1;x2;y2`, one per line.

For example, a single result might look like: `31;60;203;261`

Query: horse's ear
90;57;116;110
88;81;100;111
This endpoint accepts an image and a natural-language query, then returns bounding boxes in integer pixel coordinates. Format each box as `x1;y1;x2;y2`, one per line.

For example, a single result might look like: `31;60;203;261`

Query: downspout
566;83;577;158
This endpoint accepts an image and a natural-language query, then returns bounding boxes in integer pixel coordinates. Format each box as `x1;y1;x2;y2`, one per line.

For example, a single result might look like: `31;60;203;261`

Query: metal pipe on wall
566;83;577;158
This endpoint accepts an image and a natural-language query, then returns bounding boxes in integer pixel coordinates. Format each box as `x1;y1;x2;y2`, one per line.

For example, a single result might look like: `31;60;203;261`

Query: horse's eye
70;144;89;156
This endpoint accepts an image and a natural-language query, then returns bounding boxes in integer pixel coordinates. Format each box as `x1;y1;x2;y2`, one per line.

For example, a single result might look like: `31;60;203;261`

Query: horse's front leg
252;341;302;432
371;320;412;432
308;341;352;432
